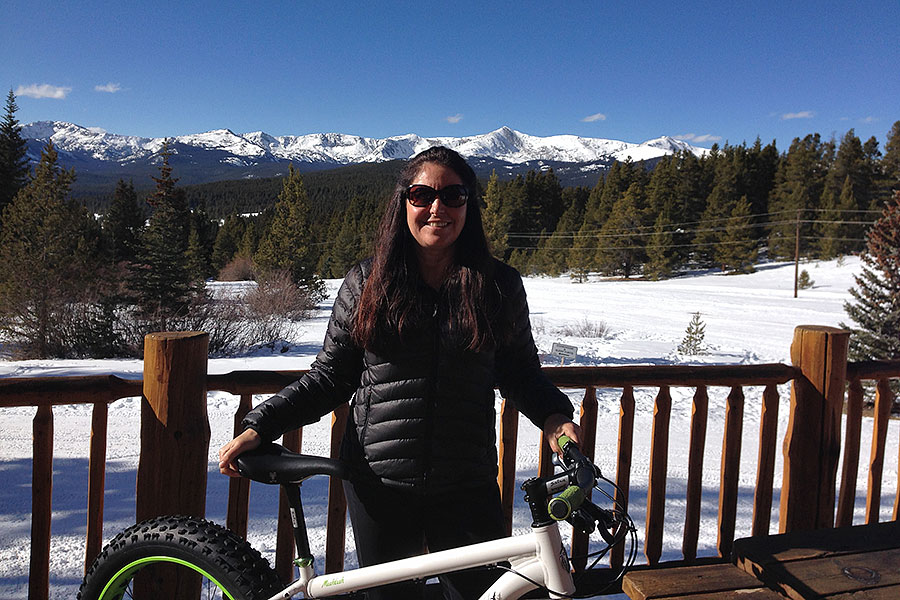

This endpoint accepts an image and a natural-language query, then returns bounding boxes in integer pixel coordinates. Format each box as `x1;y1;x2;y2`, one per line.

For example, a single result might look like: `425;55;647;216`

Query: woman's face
405;162;467;257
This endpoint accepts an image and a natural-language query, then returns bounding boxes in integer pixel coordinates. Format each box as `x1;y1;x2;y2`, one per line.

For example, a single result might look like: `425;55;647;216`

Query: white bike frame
267;521;575;600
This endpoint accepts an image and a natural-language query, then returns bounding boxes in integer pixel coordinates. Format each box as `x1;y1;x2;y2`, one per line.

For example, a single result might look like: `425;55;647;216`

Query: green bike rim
98;555;237;600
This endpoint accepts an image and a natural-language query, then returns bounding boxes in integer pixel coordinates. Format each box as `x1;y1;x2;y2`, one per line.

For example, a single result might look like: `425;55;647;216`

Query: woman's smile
406;162;467;255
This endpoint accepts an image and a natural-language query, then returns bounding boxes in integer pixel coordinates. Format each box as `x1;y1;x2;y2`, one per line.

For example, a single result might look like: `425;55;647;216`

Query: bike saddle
236;442;352;484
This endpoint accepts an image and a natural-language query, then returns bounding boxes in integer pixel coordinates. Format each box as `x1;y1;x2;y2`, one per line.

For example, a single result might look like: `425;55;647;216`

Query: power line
505;208;879;238
508;235;868;252
507;217;875;241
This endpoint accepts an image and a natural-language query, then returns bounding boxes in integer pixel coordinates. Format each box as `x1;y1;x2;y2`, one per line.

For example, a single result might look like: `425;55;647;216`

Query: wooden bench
622;563;784;599
733;521;900;599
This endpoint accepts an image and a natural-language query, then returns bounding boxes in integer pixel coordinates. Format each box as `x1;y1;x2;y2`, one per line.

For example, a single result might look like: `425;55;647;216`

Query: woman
219;146;580;599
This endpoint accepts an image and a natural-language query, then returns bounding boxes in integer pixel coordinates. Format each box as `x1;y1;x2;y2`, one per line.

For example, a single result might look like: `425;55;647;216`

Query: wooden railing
838;359;900;527
3;326;900;599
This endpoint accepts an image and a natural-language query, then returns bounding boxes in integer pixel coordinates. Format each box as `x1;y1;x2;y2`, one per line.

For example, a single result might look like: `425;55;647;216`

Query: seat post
282;483;313;563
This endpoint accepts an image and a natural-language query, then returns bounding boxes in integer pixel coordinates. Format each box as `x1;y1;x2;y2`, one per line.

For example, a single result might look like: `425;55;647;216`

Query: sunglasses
405;184;469;208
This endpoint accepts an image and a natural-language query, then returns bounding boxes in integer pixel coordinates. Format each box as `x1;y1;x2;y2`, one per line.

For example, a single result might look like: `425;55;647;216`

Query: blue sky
2;1;898;149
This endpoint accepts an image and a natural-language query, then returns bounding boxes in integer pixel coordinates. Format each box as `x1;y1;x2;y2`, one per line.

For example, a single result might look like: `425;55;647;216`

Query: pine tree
254;164;324;298
743;138;779;224
675;149;715;230
481;171;510;259
569;162;639;279
768;135;828;260
527;168;564;236
188;197;217;279
877;121;900;204
797;269;815;290
694;147;740;267
644;210;677;280
0;142;103;357
678;312;708;355
495;175;533;264
817;176;859;258
595;182;646;278
715;195;757;272
0;89;30;221
317;196;366;278
531;186;587;276
671;150;715;266
185;225;208;283
237;220;260;258
822;130;876;254
128;142;197;322
212;214;247;272
103;179;145;263
842;190;900;361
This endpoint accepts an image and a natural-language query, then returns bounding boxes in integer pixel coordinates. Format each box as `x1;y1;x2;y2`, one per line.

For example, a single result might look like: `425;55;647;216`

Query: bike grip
548;485;585;521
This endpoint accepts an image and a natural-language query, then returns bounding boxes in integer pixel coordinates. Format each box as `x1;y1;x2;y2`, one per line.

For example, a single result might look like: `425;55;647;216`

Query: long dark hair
352;146;497;352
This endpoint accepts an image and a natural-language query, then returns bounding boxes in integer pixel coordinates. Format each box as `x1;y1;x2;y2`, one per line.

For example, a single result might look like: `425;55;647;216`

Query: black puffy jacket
242;258;573;494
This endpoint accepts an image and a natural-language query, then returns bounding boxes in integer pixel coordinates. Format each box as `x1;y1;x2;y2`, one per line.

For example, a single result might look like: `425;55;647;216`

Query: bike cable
493;476;638;599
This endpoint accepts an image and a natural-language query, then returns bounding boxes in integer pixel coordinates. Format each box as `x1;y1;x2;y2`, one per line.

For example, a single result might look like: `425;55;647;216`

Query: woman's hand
218;428;261;477
543;413;583;455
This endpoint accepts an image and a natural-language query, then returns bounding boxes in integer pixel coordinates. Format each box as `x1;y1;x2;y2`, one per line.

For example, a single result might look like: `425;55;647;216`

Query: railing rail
839;360;900;527
3;327;900;599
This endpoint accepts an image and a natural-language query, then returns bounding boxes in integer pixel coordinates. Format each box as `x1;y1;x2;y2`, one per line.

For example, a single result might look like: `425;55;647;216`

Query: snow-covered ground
1;256;896;599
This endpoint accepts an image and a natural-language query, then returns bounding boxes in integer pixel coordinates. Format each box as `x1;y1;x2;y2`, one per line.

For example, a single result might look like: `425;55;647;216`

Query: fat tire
78;514;283;600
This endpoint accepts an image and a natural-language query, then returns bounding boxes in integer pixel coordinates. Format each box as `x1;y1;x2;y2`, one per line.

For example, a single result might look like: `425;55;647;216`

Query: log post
645;386;672;566
226;393;253;538
779;325;849;532
29;404;53;600
325;403;349;573
497;398;519;535
276;428;302;583
135;331;210;599
682;386;709;562
717;386;744;557
571;387;597;570
85;401;108;572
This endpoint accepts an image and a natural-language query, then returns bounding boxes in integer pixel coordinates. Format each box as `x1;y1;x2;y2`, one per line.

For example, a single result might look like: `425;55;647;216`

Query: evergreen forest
1;86;899;359
79;122;900;283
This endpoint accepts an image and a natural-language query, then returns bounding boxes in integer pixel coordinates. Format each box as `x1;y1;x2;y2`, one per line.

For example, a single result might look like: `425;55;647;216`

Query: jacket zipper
422;299;440;489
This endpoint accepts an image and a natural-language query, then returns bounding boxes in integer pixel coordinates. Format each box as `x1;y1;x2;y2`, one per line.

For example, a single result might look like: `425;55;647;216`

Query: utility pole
793;209;801;298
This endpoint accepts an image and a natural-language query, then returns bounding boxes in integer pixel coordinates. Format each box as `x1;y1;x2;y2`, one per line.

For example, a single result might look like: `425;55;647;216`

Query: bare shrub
218;256;256;281
62;268;320;357
530;315;546;337
246;270;316;321
558;317;609;338
194;271;317;355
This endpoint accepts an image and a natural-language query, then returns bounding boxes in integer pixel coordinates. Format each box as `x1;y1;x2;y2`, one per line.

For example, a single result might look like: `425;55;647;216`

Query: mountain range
21;121;709;191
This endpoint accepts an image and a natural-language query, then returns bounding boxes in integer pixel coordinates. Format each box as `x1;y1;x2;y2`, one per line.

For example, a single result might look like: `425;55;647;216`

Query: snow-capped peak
21;121;709;167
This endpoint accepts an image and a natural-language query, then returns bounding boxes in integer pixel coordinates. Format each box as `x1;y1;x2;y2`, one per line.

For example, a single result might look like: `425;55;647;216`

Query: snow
1;256;896;600
22;121;709;167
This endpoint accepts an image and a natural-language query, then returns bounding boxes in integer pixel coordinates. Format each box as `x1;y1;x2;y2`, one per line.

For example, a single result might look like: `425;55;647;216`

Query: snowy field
1;256;897;599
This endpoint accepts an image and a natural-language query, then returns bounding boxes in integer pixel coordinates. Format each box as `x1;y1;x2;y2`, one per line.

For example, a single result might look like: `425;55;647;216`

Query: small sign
550;342;578;365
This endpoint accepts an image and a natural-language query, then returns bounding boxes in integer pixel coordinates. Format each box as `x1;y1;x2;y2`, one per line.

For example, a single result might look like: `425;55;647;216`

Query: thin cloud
781;111;814;120
675;133;722;143
445;114;463;124
16;83;71;99
861;116;878;124
581;112;607;123
95;82;122;93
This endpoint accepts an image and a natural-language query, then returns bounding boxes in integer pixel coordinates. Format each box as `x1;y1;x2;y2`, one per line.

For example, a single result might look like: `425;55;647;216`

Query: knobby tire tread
78;514;283;600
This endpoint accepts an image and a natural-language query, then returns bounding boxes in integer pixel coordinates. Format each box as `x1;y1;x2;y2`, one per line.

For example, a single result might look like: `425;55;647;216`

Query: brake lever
580;501;617;546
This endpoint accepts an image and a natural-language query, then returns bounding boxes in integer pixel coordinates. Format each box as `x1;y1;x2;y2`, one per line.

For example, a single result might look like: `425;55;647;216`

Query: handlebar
539;435;626;549
546;435;597;521
533;438;638;592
